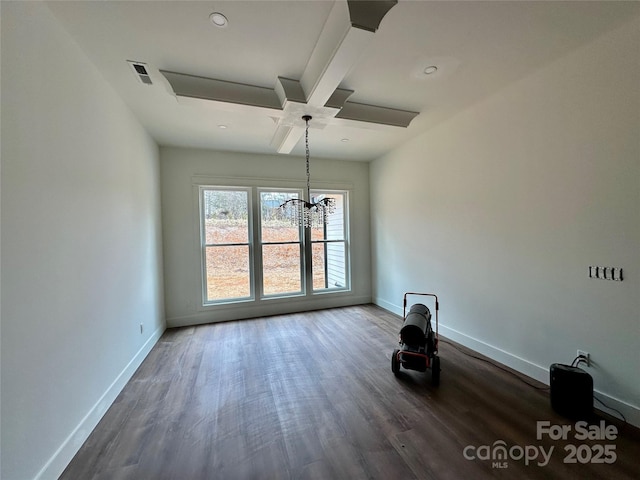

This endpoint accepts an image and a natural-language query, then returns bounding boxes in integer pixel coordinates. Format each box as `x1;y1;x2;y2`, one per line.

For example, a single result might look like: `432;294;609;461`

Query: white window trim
193;176;353;309
257;187;306;299
199;185;255;305
310;189;350;294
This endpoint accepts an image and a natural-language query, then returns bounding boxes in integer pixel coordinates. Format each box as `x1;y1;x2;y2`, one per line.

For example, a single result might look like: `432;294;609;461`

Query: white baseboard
34;325;165;480
437;322;550;383
373;297;399;316
167;294;372;328
373;297;640;428
591;391;640;429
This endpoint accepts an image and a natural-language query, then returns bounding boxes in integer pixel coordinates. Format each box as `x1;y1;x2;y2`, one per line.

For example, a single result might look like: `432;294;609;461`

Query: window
200;185;349;305
311;191;347;291
200;188;252;302
260;190;302;296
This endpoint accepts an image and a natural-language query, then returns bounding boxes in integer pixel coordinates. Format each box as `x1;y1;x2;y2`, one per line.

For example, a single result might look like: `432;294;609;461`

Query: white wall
1;3;165;479
161;147;371;327
371;17;640;425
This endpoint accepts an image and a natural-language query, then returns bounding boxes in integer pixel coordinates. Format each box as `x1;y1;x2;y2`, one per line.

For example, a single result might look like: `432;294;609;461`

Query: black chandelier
278;115;335;227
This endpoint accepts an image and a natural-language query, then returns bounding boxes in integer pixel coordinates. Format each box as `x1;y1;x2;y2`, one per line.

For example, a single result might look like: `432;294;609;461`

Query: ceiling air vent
127;61;152;85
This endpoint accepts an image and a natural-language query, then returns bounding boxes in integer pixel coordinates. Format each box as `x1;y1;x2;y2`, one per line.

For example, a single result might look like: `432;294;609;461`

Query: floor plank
60;305;640;479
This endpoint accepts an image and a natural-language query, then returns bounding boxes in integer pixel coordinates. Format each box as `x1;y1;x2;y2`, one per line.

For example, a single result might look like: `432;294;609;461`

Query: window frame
198;183;351;307
309;189;350;293
257;188;305;299
199;186;254;305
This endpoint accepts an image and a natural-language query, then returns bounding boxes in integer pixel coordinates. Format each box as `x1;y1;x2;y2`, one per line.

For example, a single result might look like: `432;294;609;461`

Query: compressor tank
400;304;431;347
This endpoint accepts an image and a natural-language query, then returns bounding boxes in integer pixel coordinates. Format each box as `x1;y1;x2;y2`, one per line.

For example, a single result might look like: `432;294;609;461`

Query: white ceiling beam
325;87;355;109
271;125;305;154
271;100;340;153
274;77;306;106
276;1;399;153
162;1;409;155
300;1;372;107
336;101;418;127
271;77;308;153
347;0;398;33
161;70;282;110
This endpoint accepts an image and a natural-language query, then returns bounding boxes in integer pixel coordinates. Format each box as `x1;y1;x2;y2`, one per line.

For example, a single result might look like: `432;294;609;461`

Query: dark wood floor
61;305;639;479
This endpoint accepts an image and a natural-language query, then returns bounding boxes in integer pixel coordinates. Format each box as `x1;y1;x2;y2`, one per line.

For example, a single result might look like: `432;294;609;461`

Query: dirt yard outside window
205;222;325;300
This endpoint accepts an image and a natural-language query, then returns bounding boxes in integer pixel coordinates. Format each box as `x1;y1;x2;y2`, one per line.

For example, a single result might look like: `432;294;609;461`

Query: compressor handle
403;292;439;339
404;292;439;308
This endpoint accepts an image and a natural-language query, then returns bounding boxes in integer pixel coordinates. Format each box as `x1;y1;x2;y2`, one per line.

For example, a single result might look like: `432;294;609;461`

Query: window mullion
251;187;262;300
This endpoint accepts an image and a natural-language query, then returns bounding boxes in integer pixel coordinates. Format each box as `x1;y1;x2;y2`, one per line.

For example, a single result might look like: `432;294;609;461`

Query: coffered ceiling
48;1;640;161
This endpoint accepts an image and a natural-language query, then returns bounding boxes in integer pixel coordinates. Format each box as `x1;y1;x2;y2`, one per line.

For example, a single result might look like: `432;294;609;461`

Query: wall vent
127;60;152;85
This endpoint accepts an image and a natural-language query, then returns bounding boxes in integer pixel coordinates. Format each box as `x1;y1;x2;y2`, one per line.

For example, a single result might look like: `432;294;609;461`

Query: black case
549;363;593;420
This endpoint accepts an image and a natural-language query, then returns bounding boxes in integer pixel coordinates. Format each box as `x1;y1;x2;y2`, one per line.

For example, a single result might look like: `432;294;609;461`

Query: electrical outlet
577;349;590;367
589;265;623;281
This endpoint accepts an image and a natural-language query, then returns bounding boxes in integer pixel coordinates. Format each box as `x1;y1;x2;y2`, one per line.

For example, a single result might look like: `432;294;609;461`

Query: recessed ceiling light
423;65;438;75
210;12;228;28
218;124;228;129
341;138;350;142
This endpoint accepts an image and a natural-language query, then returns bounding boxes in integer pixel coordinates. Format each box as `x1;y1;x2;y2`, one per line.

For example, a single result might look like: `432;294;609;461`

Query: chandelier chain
277;114;336;228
